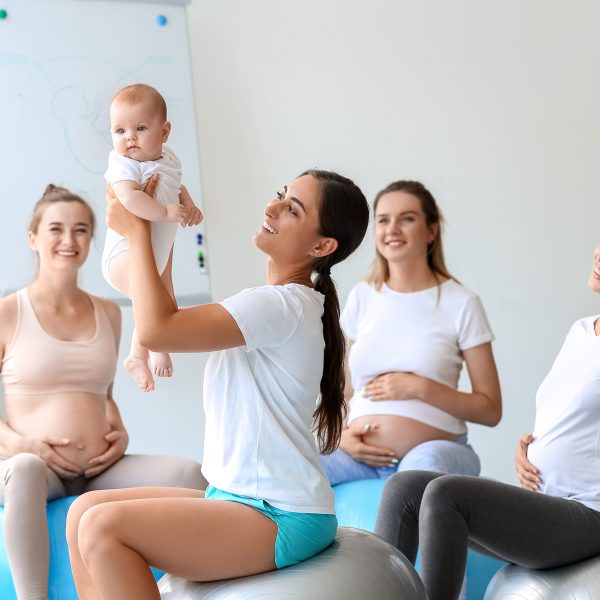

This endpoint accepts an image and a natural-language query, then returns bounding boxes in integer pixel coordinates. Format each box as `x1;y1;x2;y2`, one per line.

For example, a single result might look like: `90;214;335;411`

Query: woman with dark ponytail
66;169;369;599
321;180;502;486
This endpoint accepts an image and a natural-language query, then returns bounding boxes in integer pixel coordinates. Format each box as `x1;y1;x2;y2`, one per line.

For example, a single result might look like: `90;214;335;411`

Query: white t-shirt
342;280;494;435
102;144;181;279
528;316;600;511
201;284;334;514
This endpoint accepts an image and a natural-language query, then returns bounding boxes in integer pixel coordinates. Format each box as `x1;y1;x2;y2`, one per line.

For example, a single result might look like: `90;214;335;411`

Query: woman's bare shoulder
92;295;121;321
0;293;18;321
0;293;19;348
90;295;121;344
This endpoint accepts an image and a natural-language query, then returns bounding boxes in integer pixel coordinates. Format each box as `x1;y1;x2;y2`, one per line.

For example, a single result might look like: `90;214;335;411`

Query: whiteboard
0;0;210;304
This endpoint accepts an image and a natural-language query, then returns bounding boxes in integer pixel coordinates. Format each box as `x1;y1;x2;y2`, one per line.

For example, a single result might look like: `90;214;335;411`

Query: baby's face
110;98;170;161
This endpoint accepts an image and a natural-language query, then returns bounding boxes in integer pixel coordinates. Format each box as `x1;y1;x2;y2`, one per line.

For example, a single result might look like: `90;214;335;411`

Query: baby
102;83;201;392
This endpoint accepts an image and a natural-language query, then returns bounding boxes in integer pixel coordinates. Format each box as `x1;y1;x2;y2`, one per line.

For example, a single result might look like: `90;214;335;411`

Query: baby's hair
112;83;167;122
29;184;96;236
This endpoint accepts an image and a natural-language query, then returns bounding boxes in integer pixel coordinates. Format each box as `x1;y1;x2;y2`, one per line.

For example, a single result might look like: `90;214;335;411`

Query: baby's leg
106;252;155;392
149;251;176;378
126;330;156;392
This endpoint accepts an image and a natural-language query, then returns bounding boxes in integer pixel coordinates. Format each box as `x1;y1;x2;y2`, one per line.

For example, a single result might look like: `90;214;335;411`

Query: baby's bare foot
150;352;173;378
124;354;155;392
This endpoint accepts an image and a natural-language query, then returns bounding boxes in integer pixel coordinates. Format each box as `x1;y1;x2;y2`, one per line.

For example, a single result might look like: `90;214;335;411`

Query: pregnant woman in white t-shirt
321;180;502;484
374;244;600;600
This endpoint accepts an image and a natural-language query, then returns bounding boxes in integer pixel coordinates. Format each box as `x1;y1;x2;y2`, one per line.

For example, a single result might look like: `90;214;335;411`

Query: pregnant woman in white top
321;180;502;484
374;244;600;600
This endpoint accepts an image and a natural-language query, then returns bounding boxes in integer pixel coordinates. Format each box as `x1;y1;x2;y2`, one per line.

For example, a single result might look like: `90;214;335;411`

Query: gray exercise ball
484;555;600;600
158;526;426;599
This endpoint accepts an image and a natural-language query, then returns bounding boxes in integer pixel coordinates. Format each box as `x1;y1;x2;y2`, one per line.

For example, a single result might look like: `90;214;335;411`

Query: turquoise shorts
204;485;337;569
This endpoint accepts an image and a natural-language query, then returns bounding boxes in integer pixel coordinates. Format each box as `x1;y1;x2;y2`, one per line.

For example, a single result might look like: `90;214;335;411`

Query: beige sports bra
1;289;117;396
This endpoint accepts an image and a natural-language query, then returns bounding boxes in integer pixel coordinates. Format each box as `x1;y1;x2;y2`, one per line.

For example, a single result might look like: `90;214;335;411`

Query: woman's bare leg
67;487;277;600
67;486;204;600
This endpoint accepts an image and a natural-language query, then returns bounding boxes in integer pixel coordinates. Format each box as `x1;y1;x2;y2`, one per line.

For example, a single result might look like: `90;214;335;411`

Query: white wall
187;0;600;484
3;0;598;484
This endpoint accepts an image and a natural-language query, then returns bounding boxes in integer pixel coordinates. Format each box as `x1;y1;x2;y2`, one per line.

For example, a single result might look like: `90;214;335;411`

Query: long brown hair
366;180;455;290
301;170;369;454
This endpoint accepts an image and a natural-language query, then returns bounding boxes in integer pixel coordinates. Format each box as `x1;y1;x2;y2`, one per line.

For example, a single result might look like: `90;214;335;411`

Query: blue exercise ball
0;495;164;600
158;526;426;599
0;496;78;600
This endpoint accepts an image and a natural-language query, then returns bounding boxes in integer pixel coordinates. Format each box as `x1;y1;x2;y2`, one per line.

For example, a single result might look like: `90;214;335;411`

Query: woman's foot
124;354;155;392
150;352;174;378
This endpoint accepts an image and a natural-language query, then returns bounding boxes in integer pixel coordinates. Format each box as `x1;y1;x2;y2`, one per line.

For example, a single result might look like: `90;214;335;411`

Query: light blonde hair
29;184;95;236
112;83;167;122
366;180;456;291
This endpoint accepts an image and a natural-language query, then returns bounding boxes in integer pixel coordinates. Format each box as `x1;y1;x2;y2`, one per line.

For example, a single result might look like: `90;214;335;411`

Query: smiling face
254;174;336;267
589;246;600;294
28;201;93;272
374;191;437;267
110;97;170;162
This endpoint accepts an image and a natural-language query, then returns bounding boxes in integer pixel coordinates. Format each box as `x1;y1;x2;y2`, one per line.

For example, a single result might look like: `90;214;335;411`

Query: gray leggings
375;471;600;600
0;452;205;600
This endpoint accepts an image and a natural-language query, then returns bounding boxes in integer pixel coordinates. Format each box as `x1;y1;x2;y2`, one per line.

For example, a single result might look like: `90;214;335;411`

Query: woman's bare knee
67;491;108;543
77;504;121;566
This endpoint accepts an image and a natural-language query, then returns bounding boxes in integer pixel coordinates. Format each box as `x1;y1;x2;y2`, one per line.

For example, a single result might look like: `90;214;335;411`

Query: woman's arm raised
106;181;245;353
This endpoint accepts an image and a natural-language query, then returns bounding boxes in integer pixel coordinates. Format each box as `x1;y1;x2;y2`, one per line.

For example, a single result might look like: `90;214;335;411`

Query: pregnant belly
7;393;112;472
351;415;457;458
52;425;111;471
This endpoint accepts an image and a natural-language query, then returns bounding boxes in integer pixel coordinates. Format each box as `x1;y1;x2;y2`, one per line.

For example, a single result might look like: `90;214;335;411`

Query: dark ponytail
302;170;369;454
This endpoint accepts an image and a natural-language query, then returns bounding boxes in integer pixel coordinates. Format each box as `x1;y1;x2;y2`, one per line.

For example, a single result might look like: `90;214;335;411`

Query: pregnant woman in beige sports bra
0;184;204;600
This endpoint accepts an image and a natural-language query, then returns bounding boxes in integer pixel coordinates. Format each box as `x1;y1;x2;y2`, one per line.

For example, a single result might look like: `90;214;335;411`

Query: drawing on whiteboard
3;55;179;177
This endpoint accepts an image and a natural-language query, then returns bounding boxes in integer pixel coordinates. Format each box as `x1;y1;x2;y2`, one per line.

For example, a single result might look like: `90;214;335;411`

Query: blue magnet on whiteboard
196;234;203;245
156;14;168;26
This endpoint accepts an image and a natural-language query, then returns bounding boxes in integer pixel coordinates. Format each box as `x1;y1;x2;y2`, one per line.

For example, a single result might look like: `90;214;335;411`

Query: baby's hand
165;202;187;225
181;203;203;227
178;185;203;227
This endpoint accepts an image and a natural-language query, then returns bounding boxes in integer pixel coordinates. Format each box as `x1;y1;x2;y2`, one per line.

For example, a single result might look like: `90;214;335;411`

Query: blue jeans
320;435;480;486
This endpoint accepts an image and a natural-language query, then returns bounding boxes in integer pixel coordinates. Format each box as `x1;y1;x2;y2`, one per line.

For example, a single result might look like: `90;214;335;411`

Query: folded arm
84;390;129;477
363;342;502;426
111;180;186;224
